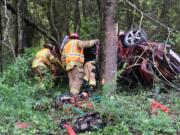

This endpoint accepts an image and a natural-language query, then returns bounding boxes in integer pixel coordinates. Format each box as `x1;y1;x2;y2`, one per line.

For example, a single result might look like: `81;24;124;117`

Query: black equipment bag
60;112;105;133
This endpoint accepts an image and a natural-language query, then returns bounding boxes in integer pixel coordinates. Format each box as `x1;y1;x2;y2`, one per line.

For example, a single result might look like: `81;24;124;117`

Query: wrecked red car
117;29;180;87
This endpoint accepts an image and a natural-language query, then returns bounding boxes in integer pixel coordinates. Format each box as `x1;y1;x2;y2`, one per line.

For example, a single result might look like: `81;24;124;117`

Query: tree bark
74;0;81;32
102;0;118;85
82;0;86;19
25;0;34;48
15;0;28;56
0;3;3;73
97;0;105;82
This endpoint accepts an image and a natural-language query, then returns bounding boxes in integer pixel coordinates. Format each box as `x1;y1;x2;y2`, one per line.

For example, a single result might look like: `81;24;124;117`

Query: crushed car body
117;29;180;87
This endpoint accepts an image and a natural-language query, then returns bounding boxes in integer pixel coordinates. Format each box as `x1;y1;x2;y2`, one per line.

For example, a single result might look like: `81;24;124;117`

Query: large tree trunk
25;1;34;48
15;0;27;56
74;0;81;32
82;0;86;19
64;2;70;35
102;0;118;85
0;3;3;73
97;0;105;82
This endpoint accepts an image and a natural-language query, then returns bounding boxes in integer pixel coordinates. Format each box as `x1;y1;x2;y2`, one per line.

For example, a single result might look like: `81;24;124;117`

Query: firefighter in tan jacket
32;43;60;87
61;33;99;95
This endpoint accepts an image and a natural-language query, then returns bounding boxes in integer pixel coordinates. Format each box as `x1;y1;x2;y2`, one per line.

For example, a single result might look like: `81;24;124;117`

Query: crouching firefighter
61;33;99;95
32;43;60;88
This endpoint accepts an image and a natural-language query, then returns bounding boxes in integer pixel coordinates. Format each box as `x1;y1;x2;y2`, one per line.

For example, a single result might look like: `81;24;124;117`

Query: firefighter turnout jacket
32;48;57;71
61;39;98;71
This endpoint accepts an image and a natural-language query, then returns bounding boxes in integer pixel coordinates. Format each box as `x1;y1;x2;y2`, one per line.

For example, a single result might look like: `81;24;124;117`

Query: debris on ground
150;99;170;115
15;122;31;129
60;112;104;134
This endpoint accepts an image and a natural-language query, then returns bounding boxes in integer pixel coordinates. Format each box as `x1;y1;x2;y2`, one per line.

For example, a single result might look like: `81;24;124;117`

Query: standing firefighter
32;43;60;87
61;33;99;95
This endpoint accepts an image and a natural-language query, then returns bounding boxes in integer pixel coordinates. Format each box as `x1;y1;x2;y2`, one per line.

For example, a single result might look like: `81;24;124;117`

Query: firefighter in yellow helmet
61;33;99;95
32;43;60;87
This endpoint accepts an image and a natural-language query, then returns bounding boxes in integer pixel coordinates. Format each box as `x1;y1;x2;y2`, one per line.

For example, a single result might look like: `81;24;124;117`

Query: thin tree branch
125;0;180;33
50;0;60;45
2;0;16;59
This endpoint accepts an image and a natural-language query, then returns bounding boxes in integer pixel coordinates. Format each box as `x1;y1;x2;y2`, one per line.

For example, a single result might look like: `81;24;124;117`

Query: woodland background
0;0;180;134
1;0;180;71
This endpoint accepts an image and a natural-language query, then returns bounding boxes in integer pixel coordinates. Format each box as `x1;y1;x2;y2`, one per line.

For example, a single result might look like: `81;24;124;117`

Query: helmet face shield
70;33;79;39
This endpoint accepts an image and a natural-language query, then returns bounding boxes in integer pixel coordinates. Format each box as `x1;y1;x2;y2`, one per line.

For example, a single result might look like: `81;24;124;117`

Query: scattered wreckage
55;92;103;134
117;28;180;87
83;28;180;87
55;29;180;134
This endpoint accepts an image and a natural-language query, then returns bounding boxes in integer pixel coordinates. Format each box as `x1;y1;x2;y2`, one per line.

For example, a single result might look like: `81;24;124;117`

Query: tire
123;28;147;47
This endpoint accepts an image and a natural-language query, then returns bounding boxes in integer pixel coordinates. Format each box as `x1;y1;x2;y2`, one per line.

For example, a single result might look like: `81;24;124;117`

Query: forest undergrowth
0;50;179;135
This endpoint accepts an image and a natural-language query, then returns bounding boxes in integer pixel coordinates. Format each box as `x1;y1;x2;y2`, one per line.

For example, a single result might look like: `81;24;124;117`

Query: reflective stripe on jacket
63;40;84;70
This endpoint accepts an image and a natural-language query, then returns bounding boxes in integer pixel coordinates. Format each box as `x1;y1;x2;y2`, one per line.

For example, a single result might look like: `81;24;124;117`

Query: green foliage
80;16;100;40
1;0;180;134
0;52;64;134
87;122;131;135
2;55;32;85
171;33;180;53
0;50;179;134
92;84;179;135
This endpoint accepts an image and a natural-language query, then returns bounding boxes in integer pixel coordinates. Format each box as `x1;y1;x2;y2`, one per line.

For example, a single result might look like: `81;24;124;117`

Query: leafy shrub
0;52;63;134
80;16;100;39
92;83;179;135
88;122;131;135
0;50;179;135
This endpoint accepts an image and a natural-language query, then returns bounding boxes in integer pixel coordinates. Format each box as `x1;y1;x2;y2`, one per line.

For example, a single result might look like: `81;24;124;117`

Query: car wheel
123;28;147;47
